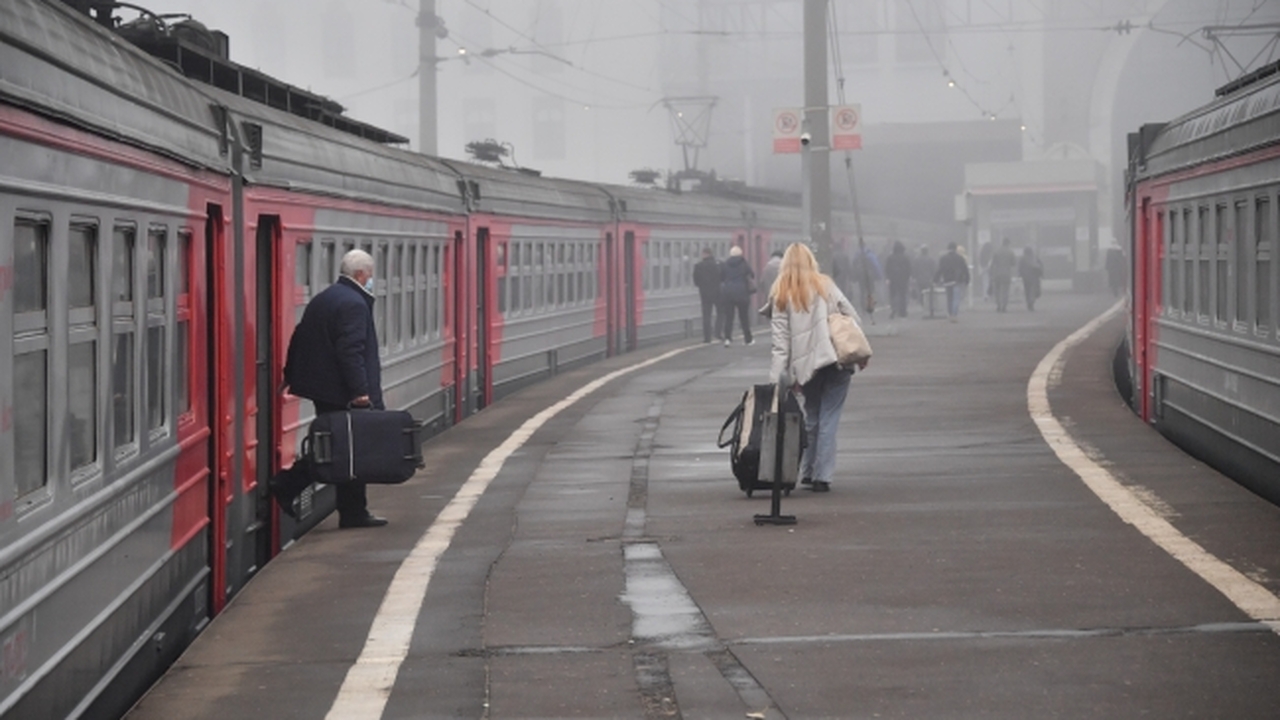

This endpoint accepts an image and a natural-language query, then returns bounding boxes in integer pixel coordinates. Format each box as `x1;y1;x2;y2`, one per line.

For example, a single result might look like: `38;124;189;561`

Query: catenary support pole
804;0;832;271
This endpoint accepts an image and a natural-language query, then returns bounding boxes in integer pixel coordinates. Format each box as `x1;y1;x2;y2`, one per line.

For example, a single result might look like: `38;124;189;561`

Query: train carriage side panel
0;106;229;719
447;163;614;403
1132;67;1280;504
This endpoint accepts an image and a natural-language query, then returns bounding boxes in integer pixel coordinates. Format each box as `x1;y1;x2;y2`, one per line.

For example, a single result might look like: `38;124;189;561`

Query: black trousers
275;400;370;519
720;299;753;343
700;295;720;343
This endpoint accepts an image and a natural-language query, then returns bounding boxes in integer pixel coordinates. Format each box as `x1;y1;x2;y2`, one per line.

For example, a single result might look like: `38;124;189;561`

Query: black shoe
800;477;813;486
339;513;389;529
269;476;298;519
810;481;830;493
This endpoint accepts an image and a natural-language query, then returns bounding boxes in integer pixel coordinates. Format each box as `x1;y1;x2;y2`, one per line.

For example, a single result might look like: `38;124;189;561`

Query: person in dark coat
1018;247;1044;311
719;245;755;345
270;249;389;528
989;237;1018;313
934;242;971;322
692;247;722;343
885;240;913;319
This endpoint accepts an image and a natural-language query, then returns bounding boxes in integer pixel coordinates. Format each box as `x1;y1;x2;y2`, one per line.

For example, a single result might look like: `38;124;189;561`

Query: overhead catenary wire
827;0;864;255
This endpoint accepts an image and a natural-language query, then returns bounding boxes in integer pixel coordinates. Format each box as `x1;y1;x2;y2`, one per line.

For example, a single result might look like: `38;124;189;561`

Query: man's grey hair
340;249;374;278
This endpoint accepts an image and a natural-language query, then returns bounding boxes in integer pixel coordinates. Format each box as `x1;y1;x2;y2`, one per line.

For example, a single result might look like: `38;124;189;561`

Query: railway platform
124;291;1280;719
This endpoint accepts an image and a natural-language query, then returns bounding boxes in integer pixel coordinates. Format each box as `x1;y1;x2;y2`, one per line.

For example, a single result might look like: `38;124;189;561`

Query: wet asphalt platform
126;290;1280;720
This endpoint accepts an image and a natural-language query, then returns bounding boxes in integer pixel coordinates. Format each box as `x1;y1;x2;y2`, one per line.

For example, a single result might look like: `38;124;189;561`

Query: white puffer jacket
769;279;861;386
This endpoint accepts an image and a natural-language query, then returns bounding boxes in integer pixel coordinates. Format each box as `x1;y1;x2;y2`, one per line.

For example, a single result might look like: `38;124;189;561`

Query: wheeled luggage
717;384;804;497
301;409;425;485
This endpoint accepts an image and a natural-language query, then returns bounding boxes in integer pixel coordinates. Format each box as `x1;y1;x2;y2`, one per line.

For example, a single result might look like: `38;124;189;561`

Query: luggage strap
717;395;747;449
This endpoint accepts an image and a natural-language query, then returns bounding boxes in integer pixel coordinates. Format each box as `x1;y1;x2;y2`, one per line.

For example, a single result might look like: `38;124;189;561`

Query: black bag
301;409;425;485
717;384;804;497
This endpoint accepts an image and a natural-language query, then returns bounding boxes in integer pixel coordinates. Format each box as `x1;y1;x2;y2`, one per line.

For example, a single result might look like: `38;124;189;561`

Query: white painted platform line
1028;301;1280;635
325;345;697;720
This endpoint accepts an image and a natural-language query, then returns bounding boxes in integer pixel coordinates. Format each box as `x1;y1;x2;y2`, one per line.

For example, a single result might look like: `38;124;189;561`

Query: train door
250;217;278;568
204;204;234;612
623;230;637;352
474;227;490;411
605;231;617;356
453;228;478;417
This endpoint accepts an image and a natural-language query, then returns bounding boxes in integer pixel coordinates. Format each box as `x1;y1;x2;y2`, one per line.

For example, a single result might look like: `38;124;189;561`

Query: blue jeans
800;364;852;484
946;284;963;317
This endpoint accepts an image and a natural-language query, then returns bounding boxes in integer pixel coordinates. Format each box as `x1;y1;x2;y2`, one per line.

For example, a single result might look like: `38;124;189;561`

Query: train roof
0;0;227;170
1138;59;1280;178
209;86;464;215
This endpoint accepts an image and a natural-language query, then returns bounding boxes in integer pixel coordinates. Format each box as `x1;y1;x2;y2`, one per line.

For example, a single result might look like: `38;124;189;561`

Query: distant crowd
693;236;1076;335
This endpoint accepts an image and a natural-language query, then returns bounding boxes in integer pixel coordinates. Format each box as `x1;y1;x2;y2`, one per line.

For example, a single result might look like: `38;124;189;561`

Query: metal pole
801;118;812;245
418;0;438;155
804;0;831;272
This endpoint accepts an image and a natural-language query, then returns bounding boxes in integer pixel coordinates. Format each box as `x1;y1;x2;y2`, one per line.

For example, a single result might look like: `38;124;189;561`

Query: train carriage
0;1;233;717
0;2;840;718
1127;60;1280;505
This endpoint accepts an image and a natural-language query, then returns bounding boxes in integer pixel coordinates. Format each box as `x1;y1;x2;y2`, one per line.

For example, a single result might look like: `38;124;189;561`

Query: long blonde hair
771;243;830;313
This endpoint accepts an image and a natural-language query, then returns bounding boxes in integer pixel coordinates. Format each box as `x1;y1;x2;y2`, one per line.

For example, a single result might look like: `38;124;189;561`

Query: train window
14;349;47;497
1172;204;1177;311
407;244;418;341
1216;204;1229;324
642;241;651;291
1236;201;1250;326
114;227;135;304
68;340;96;473
176;231;191;417
147;229;166;300
1198;207;1211;319
147;325;165;432
391;243;403;347
112;331;134;451
664;242;672;290
295;241;312;294
146;228;168;432
1182;209;1194;315
1259;196;1273;335
112;226;137;452
321;241;336;282
14;218;48;316
68;224;96;311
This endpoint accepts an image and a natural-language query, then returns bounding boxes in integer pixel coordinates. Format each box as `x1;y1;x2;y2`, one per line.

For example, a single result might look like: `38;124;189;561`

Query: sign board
772;107;802;154
831;104;862;150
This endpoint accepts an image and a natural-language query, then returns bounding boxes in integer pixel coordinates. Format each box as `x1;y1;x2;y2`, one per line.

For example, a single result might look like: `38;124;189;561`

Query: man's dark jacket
934;250;971;286
719;256;755;303
693;256;721;301
284;275;384;410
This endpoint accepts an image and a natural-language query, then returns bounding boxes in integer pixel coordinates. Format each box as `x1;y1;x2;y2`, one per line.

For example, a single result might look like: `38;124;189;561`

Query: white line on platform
1028;301;1280;635
325;345;697;720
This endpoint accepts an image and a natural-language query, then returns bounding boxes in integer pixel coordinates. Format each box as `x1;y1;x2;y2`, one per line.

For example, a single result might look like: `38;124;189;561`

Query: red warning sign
832;104;862;150
773;108;802;154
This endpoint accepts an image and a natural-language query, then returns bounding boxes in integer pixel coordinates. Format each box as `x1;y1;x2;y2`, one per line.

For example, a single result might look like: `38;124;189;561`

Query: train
0;1;957;717
1125;59;1280;506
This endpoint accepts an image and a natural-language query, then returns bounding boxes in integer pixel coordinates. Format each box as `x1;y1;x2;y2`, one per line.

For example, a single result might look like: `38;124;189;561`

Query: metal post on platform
755;384;797;526
804;0;831;272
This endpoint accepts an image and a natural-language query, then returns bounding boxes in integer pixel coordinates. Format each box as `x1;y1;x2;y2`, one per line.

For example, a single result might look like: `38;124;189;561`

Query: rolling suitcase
717;384;804;497
301;409;425;485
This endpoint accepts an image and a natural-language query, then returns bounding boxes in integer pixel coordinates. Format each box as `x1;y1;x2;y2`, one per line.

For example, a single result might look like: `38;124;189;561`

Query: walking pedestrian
885;240;912;319
934;242;970;322
1018;247;1044;311
989;237;1017;312
719;245;756;345
767;243;866;493
270;249;389;528
693;247;722;343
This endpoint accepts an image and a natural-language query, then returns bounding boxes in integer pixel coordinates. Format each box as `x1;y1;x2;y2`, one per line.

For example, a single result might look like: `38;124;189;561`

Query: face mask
363;277;375;294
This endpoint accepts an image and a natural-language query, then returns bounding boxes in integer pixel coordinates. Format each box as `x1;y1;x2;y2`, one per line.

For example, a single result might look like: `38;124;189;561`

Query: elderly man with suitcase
270;249;389;528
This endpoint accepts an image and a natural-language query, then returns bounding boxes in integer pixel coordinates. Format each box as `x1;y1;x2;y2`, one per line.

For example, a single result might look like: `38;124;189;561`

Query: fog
126;0;1280;238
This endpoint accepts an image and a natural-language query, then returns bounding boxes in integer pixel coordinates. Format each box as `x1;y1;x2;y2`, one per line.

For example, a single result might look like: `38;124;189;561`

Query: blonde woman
768;243;867;492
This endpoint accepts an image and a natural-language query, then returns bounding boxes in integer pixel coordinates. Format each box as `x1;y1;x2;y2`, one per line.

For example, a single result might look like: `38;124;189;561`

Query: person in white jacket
767;243;867;492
